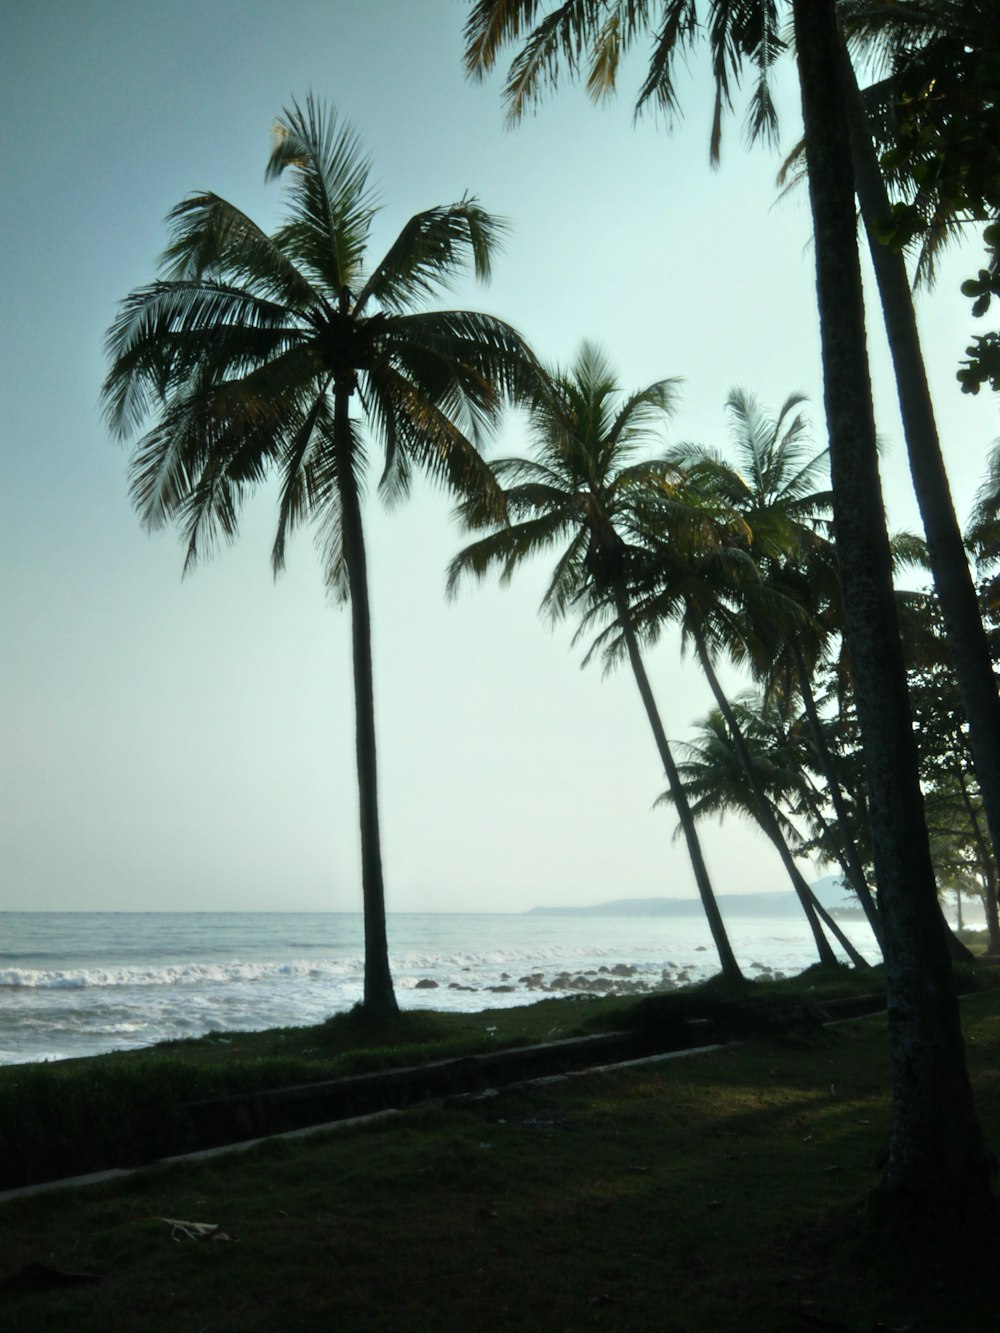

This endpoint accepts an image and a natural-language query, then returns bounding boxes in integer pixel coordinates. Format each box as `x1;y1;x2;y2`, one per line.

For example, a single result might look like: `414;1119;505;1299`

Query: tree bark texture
337;390;399;1016
792;0;991;1213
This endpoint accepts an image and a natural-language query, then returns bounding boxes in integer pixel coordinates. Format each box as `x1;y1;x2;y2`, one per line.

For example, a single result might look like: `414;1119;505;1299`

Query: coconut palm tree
660;698;862;911
664;389;882;944
464;0;992;1225
449;341;744;982
579;438;862;967
102;98;535;1016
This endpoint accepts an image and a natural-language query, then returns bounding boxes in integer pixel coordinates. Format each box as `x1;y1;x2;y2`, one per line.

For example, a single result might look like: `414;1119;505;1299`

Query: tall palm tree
464;0;993;1223
102;98;534;1016
449;341;744;982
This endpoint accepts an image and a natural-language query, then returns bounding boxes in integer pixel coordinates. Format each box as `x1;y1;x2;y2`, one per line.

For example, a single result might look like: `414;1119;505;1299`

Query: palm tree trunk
842;49;1000;872
689;623;845;967
789;640;884;943
336;389;399;1017
792;0;991;1219
611;586;744;983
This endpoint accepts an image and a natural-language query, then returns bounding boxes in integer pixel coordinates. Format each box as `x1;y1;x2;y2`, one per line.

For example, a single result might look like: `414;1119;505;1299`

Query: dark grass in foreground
3;984;1000;1330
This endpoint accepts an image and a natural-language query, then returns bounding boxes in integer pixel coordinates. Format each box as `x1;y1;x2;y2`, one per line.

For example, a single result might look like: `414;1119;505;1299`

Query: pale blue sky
2;0;996;912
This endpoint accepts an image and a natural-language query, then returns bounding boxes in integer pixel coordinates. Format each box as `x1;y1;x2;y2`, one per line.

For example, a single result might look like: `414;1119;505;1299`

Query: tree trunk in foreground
337;391;399;1017
843;50;1000;874
613;587;744;983
792;0;992;1220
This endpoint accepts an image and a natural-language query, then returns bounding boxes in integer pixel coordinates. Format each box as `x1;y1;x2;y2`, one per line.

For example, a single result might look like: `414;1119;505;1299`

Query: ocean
0;910;883;1066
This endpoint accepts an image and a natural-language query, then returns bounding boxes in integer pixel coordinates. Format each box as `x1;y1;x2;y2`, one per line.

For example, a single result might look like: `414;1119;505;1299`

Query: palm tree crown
104;97;530;582
449;340;680;615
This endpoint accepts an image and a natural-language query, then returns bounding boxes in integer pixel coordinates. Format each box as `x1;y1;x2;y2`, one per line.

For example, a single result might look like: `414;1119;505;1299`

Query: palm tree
582;404;863;968
665;389;883;945
464;0;993;1224
449;341;744;982
661;697;875;958
102;98;535;1016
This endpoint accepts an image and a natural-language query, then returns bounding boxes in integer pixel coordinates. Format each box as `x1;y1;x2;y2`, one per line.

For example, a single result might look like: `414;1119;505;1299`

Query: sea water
0;911;882;1065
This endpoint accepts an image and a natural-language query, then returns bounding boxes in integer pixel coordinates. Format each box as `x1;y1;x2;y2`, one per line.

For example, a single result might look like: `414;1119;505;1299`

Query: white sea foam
0;957;362;991
0;911;883;1065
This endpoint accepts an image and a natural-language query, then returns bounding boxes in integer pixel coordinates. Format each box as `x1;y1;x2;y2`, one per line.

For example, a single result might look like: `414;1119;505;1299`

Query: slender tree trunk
611;586;744;983
792;0;991;1219
842;50;1000;872
336;389;398;1017
690;624;845;967
790;640;884;943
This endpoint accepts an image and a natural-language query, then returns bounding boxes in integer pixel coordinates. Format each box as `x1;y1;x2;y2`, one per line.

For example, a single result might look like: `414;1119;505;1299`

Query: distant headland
527;878;861;920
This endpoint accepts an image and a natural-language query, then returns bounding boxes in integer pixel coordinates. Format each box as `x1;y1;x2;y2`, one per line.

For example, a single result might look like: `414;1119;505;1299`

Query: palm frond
634;0;699;125
447;509;577;597
159;193;319;310
485;0;599;121
464;0;551;79
271;386;334;575
357;199;508;313
266;96;377;294
102;281;303;438
309;416;368;603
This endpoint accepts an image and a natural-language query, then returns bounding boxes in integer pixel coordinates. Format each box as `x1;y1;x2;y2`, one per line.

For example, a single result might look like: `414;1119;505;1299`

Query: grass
2;968;1000;1329
0;966;893;1187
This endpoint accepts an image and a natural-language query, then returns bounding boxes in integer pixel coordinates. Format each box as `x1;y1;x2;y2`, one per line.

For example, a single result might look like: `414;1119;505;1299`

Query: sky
2;0;997;914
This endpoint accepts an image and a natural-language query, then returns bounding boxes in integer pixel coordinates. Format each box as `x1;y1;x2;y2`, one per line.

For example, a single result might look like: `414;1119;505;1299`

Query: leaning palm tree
102;98;535;1016
661;700;835;883
449;341;744;982
665;390;882;946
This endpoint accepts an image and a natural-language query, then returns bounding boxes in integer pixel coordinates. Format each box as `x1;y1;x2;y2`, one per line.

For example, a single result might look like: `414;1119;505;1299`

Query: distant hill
528;877;855;919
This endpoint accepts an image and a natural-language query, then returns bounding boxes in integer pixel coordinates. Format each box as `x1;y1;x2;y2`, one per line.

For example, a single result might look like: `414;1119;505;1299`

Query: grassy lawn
2;979;999;1331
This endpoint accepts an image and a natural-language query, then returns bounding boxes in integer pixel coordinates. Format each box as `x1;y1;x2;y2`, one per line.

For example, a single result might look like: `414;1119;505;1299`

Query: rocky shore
411;956;788;998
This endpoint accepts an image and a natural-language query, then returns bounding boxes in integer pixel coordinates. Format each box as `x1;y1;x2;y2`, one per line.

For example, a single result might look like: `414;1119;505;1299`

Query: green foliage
102;97;533;585
844;2;1000;283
